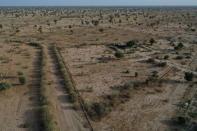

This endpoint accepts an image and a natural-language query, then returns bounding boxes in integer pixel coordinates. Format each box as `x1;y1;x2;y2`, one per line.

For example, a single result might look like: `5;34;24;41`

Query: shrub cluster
0;82;11;91
52;46;78;103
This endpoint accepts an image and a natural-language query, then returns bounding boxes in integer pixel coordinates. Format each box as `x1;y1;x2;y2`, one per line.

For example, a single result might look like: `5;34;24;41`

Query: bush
126;40;136;47
156;62;167;67
115;51;124;58
184;72;193;81
175;55;183;60
40;106;54;131
149;38;156;44
19;76;26;85
0;82;11;91
174;116;189;126
99;28;104;32
68;91;77;103
174;42;184;50
85;102;108;120
164;55;169;60
17;71;24;76
147;58;155;63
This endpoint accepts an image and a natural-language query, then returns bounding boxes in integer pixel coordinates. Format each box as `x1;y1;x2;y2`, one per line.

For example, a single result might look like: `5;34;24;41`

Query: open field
0;6;197;131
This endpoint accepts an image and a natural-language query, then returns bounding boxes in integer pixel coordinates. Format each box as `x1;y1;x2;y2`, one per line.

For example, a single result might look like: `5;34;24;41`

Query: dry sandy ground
44;45;89;131
0;7;196;131
0;43;40;131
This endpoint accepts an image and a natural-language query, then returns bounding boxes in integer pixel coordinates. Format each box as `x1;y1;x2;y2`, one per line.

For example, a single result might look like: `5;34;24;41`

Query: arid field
0;6;197;131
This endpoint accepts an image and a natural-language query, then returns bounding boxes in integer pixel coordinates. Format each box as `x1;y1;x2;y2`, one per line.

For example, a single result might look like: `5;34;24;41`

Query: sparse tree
38;26;43;33
184;72;193;81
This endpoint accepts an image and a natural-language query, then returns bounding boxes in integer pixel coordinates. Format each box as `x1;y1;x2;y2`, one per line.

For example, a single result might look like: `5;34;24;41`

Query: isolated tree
150;38;156;45
92;20;99;26
54;19;57;24
0;24;3;29
19;76;26;85
184;72;193;81
174;42;184;50
38;26;43;33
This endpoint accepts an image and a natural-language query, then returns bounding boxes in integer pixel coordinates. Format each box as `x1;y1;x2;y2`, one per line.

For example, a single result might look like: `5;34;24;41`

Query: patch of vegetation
156;62;167;67
19;76;26;85
17;71;24;76
149;38;156;45
174;42;184;50
52;46;78;103
126;40;136;47
0;82;11;91
85;82;134;120
164;55;169;60
40;106;54;131
85;102;110;120
184;72;193;81
114;51;124;58
175;55;183;60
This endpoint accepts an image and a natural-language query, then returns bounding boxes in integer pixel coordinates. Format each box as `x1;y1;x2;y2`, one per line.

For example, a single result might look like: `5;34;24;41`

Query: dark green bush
69;91;77;103
149;38;156;44
19;76;26;85
174;42;184;50
40;106;54;131
0;82;11;91
164;55;169;60
184;72;193;81
17;71;24;76
85;102;108;120
115;51;124;58
126;40;136;47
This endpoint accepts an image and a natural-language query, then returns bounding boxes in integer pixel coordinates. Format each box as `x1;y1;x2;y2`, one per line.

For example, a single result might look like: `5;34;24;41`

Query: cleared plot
45;45;89;131
58;40;195;130
0;42;40;131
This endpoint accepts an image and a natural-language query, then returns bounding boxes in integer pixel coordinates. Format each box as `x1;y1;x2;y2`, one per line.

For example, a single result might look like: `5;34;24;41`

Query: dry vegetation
0;6;197;131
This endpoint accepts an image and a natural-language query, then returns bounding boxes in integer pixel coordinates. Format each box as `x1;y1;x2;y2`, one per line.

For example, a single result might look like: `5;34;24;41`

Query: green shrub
184;72;193;81
174;42;184;50
115;51;124;58
149;38;156;44
40;106;54;131
19;76;26;85
156;62;167;67
175;116;187;125
164;55;169;60
0;82;11;91
126;40;136;47
85;102;108;120
17;71;24;76
69;91;77;103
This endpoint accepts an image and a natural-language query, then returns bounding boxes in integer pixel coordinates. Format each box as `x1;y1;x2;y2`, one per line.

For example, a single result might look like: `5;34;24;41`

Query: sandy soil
0;44;40;131
46;46;89;131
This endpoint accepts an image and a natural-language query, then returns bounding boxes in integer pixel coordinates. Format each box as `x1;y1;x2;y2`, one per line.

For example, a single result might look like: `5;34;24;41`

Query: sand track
0;47;41;131
46;46;88;131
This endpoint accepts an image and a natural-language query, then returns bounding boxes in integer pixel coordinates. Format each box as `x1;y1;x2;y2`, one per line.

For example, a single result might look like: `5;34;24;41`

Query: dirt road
46;46;88;131
0;48;41;131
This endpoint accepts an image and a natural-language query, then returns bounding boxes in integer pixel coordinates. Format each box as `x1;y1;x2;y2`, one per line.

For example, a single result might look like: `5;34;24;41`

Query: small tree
38;26;43;33
92;20;99;26
174;42;184;50
0;24;3;29
19;76;26;85
184;72;193;81
126;40;136;47
150;38;156;45
0;82;11;91
115;51;124;58
54;19;57;24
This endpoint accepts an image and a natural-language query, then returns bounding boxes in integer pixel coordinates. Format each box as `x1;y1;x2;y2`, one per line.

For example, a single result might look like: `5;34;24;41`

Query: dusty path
0;47;41;131
46;46;88;131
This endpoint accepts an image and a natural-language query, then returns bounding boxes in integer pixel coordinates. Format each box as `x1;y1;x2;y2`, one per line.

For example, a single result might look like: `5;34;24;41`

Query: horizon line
0;5;197;7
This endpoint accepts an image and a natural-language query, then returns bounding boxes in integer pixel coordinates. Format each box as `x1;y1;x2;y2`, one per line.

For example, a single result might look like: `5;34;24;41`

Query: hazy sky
0;0;197;6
